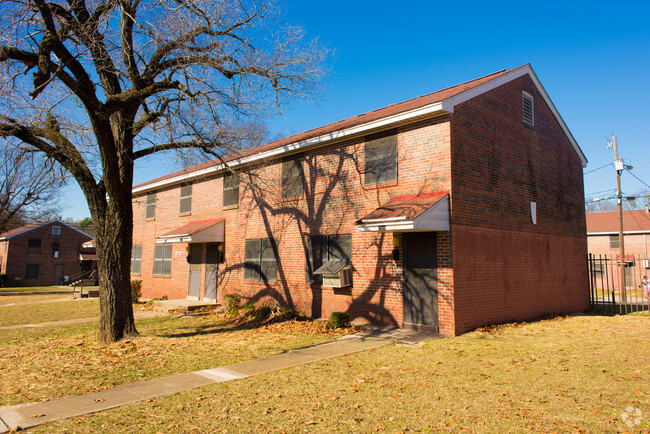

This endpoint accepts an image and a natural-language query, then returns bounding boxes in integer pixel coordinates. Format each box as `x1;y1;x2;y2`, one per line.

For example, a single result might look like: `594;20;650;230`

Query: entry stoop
152;299;220;314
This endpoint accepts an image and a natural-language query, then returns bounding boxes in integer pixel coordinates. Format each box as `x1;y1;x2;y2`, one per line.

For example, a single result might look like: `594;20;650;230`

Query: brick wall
4;222;92;286
133;117;453;326
588;233;650;257
450;75;589;334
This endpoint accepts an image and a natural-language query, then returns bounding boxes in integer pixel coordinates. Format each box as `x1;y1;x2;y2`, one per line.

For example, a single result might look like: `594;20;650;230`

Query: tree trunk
95;198;138;344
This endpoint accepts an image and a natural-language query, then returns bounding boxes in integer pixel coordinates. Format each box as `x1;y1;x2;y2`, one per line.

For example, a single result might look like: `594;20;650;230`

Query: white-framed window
52;226;61;236
522;91;534;126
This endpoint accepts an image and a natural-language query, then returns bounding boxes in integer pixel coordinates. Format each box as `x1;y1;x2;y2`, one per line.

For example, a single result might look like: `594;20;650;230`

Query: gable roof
0;220;93;240
133;64;586;194
586;210;650;234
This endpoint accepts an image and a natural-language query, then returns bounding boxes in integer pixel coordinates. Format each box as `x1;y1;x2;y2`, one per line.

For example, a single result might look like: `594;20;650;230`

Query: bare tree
0;141;62;233
0;0;329;343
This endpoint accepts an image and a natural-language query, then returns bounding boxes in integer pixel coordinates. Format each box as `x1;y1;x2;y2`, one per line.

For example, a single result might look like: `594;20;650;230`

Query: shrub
256;305;272;318
224;293;241;315
130;280;142;304
327;311;350;329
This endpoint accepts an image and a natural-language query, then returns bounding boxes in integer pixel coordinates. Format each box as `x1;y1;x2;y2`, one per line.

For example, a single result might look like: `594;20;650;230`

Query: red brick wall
133;117;453;327
587;233;650;257
4;222;92;286
450;75;589;334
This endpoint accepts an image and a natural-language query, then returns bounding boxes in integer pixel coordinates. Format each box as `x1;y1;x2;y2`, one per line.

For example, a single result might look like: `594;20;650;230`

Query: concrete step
152;299;220;313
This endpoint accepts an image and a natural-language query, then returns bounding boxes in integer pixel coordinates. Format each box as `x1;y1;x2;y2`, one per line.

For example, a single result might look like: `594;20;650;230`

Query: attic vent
522;91;534;126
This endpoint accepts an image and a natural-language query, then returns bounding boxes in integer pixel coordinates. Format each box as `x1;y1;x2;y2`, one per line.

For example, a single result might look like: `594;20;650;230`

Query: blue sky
61;0;650;219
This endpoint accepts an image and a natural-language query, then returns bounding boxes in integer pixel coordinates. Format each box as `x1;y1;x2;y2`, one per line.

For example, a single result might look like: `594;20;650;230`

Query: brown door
54;264;65;285
403;233;438;329
188;244;202;298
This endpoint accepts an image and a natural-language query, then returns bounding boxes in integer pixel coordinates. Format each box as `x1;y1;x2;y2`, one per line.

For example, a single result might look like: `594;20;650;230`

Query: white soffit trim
587;230;650;235
156;220;225;244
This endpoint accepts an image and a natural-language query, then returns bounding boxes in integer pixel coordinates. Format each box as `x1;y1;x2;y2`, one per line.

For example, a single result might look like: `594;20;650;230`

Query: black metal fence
589;253;650;314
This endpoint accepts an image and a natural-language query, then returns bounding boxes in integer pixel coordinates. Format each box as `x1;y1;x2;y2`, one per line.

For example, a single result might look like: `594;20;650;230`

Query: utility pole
613;134;627;312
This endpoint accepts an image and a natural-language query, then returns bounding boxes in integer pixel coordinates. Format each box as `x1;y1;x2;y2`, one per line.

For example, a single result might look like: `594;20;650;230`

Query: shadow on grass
154;309;312;339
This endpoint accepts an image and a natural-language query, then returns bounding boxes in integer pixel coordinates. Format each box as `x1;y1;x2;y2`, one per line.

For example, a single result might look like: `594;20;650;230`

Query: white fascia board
0;219;92;240
133;102;447;194
156;235;190;244
360;216;408;223
587;230;650;236
440;64;588;168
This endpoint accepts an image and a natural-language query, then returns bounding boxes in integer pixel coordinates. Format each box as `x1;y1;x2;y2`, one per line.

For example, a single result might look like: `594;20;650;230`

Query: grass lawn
0;309;356;407
36;314;650;433
0;286;76;306
0;299;100;326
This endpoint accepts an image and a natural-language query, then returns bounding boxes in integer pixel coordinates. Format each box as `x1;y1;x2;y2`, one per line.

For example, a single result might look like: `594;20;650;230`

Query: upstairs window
153;244;172;276
223;172;239;208
364;129;397;185
609;234;620;249
281;154;305;198
307;234;352;284
52;242;60;258
522;91;534;126
131;245;143;274
146;192;156;219
179;183;192;214
28;238;41;254
52;226;61;236
244;238;278;282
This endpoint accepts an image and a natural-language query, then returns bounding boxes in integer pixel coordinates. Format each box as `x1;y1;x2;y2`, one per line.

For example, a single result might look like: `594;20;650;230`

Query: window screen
131;245;143;274
25;264;39;279
223;172;239;207
179;183;192;214
609;235;620;249
28;238;41;254
281;154;305;198
146;193;156;219
153;244;172;276
244;238;277;282
52;226;61;236
364;129;397;185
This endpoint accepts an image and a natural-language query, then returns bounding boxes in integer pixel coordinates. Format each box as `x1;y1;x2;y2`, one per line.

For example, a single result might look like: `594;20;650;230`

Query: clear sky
60;0;650;220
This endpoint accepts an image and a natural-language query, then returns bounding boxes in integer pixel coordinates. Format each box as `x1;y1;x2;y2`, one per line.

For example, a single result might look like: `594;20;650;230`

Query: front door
204;243;219;300
54;264;65;285
403;233;438;329
188;244;202;299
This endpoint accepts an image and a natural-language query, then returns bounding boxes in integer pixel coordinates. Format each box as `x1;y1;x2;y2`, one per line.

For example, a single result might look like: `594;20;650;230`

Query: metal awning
156;218;225;243
355;191;449;232
313;259;349;275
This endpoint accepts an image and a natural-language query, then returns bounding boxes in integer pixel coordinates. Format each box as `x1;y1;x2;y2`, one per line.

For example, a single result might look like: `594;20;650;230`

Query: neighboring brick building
0;220;93;286
131;64;589;335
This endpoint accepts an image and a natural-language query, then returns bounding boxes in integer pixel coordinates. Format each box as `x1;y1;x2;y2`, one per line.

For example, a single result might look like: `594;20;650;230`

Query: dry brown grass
0;286;75;306
38;314;650;433
0;308;357;407
0;299;100;326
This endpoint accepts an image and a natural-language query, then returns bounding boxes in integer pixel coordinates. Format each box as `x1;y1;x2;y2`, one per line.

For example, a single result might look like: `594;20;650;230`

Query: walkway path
0;328;437;432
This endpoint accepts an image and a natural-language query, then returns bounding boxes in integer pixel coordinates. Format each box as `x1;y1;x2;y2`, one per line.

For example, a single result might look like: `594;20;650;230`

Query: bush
327;311;350;329
256;305;272;318
224;293;241;315
130;280;142;304
0;273;6;287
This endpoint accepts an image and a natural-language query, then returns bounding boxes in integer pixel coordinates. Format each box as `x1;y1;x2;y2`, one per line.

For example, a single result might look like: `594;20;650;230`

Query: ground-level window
131;245;143;274
25;264;39;279
244;238;278;282
153;244;172;276
307;234;352;284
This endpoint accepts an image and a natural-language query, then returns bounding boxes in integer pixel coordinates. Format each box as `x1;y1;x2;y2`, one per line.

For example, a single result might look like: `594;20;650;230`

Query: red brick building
131;64;589;335
586;210;650;258
0;220;93;286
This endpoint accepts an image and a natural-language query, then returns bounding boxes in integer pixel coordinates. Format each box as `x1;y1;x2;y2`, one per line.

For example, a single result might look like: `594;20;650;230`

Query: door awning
355;191;449;232
156;218;225;243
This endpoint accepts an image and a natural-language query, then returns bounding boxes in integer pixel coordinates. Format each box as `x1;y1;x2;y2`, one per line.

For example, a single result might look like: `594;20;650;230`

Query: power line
584;163;613;175
624;168;650;190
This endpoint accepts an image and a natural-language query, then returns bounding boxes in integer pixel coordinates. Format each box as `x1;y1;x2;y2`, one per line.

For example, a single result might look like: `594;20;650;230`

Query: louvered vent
522;91;534;126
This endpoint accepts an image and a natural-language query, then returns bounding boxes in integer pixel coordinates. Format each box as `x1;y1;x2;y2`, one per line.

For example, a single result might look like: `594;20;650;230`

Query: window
610;235;620;249
131;245;143;274
153;244;173;276
281;154;305;198
52;242;60;258
52;226;61;236
28;238;41;254
25;264;39;279
244;238;278;282
364;129;397;185
179;183;192;214
522;91;534;126
146;192;156;219
223;172;239;207
307;234;352;284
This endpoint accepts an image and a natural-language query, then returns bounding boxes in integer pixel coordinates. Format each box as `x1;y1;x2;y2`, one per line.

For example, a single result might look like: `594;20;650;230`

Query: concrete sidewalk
0;328;438;432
